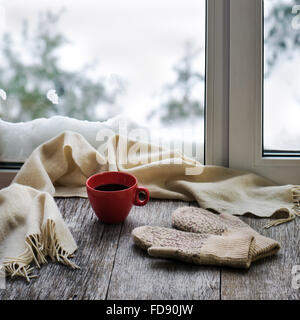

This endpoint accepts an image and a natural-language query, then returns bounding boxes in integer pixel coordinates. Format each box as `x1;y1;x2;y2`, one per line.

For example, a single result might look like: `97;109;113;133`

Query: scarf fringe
3;219;79;282
264;186;300;229
42;220;79;270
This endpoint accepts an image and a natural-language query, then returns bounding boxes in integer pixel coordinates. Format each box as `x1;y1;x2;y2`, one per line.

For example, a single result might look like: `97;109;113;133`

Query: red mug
86;171;150;224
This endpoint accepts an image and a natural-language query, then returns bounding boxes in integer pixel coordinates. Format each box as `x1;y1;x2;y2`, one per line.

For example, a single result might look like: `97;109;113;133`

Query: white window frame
205;0;230;167
229;0;300;185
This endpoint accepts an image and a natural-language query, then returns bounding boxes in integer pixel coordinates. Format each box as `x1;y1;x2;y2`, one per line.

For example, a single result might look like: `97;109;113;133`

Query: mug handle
134;187;150;206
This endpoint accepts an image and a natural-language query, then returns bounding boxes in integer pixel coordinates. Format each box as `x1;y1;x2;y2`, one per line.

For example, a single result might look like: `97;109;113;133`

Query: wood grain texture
0;197;299;300
221;216;300;300
0;198;122;300
106;200;220;300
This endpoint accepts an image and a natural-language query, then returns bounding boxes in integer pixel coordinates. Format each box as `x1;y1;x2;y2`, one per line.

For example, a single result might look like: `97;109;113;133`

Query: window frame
229;0;300;185
205;0;230;167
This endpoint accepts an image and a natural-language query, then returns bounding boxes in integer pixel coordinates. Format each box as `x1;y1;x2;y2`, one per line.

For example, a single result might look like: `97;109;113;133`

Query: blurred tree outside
0;10;123;122
149;42;204;123
152;0;300;123
264;0;300;77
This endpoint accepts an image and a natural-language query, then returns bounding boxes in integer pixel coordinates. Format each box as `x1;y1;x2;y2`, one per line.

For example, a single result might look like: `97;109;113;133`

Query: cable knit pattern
172;206;280;261
172;207;248;234
173;207;226;235
132;226;208;254
132;225;255;268
132;207;280;268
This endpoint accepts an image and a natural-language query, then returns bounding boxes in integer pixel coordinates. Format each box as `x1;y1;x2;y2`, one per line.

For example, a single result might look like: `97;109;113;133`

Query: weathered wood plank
221;216;300;300
0;198;122;300
106;200;220;300
2;196;297;300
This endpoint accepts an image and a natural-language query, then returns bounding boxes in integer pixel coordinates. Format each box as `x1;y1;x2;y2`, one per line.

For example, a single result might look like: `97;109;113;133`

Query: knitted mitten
172;207;280;262
132;226;256;269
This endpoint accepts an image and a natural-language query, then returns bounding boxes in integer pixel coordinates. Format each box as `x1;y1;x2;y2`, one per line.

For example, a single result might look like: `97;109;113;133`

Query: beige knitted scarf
0;131;299;280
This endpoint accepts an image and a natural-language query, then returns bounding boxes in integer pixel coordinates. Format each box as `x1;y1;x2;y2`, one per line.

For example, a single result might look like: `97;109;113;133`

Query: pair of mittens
132;207;280;269
172;207;280;262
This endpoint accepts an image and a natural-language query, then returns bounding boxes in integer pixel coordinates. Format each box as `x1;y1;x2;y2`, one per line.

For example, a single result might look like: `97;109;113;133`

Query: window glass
264;0;300;153
0;0;206;161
